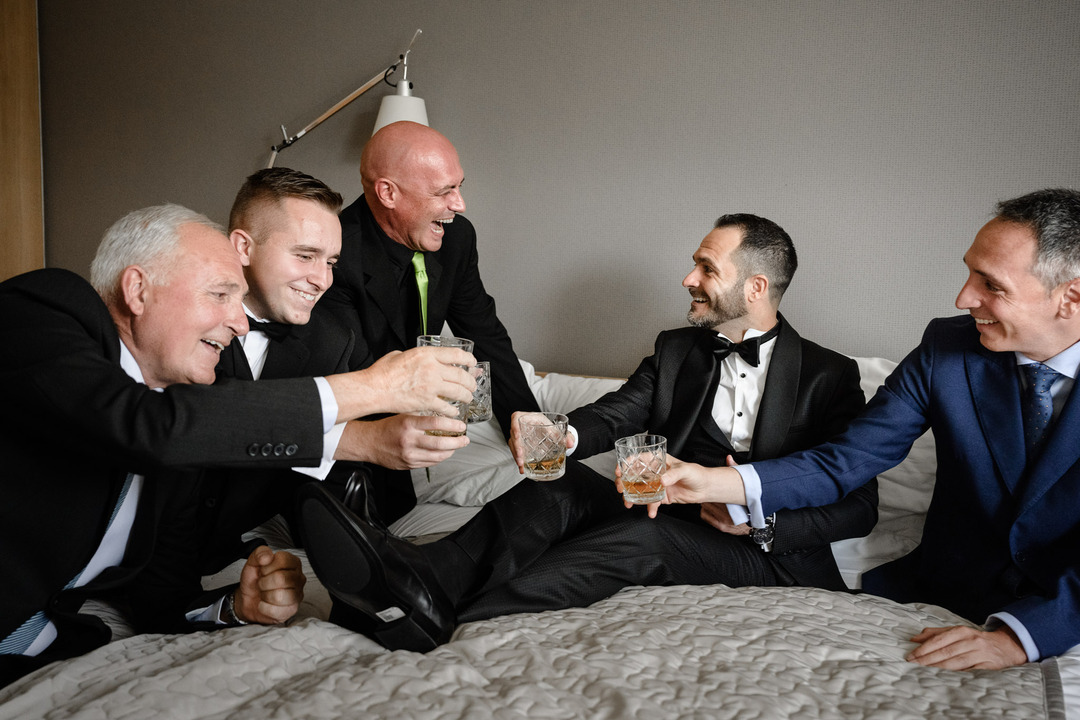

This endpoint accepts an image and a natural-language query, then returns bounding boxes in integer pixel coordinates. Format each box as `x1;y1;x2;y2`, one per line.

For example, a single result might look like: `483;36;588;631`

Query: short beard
686;283;748;329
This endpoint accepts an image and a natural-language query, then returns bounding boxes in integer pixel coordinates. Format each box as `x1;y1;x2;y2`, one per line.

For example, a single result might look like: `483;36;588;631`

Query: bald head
361;121;459;191
360;121;466;252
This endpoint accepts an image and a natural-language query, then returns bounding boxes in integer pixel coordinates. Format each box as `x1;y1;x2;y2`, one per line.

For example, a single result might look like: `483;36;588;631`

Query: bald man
319;121;541;521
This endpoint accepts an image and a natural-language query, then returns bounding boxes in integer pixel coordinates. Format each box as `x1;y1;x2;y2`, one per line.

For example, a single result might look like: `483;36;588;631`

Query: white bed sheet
3;357;1076;719
386;356;1080;718
0;581;1064;720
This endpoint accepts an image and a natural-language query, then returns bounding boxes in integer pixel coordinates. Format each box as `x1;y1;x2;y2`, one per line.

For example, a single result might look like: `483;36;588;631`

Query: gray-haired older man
0;204;475;687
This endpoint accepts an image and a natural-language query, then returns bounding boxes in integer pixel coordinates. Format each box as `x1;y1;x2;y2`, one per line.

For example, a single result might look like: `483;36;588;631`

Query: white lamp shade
372;94;428;135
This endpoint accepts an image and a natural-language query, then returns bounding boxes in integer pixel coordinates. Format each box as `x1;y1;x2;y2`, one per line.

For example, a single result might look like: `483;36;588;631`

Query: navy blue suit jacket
753;315;1080;658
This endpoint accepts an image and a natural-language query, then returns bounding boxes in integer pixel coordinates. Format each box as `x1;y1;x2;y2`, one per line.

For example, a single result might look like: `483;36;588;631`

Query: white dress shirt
20;343;149;655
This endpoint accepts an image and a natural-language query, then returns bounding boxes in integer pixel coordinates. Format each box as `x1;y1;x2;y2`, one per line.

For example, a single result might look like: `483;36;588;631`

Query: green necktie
411;251;429;334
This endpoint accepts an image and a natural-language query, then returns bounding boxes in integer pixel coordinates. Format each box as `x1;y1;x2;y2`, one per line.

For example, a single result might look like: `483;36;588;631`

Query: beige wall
37;1;1080;375
1;0;44;281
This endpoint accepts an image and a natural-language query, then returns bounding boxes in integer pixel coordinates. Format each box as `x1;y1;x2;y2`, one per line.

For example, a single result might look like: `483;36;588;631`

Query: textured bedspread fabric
1;357;1069;718
0;585;1060;720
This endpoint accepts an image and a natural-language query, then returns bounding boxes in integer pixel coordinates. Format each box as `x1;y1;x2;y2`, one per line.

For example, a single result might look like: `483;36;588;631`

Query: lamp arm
266;29;423;168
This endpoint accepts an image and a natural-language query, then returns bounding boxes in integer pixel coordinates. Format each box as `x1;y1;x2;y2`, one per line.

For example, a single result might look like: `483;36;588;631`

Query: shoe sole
298;485;440;652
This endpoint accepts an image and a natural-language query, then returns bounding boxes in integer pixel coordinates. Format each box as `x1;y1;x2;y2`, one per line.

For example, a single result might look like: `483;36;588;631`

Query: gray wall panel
38;0;1080;375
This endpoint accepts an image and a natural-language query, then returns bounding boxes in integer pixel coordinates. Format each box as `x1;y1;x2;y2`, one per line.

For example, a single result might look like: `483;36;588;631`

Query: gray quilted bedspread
0;585;1060;719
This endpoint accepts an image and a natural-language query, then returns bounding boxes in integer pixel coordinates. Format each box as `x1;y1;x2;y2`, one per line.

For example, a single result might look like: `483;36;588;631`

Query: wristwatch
222;591;249;626
749;514;776;553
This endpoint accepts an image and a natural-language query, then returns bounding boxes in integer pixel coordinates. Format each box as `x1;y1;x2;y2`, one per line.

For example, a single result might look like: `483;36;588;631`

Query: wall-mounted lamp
266;29;428;168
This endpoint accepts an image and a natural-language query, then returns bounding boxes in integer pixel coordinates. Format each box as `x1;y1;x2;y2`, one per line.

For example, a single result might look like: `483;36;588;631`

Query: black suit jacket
318;195;540;435
0;269;326;685
200;312;356;571
215;312;355;383
567;317;878;588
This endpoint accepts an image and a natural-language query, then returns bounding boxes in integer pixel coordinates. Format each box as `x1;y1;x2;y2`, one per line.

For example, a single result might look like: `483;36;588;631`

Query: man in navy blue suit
660;188;1080;670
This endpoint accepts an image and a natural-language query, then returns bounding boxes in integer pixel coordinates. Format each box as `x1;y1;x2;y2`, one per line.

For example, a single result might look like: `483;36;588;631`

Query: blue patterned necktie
0;474;135;655
1021;362;1061;461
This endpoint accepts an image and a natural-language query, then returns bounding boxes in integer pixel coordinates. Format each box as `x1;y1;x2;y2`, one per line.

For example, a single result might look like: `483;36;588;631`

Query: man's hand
620;454;717;518
700;502;750;535
233;546;306;625
660;457;747;506
336;414;469;469
327;347;476;422
906;625;1028;670
616;461;662;518
508;410;576;474
700;454;750;534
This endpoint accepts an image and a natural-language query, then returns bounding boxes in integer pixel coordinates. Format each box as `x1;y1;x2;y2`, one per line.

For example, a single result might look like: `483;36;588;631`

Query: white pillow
831;356;936;587
411;417;519;506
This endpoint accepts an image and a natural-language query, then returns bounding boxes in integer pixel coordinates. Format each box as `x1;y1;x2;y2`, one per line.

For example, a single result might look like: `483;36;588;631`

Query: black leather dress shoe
297;483;455;652
341;469;388;529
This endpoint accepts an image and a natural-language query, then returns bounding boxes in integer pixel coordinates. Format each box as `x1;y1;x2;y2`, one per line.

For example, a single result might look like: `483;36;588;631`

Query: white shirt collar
1015;339;1080;380
716;323;778;345
119;340;146;384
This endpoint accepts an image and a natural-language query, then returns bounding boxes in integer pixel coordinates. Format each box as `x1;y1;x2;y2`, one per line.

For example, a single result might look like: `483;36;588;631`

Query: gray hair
995;188;1080;291
90;204;224;304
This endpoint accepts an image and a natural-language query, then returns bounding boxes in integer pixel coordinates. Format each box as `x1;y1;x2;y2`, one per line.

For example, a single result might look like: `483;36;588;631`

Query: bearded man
299;213;878;652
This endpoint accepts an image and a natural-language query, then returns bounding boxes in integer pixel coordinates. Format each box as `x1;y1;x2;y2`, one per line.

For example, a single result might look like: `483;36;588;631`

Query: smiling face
362;123;467;253
129;223;248;387
383;145;466;252
236;197;341;325
955;218;1073;361
682;226;750;331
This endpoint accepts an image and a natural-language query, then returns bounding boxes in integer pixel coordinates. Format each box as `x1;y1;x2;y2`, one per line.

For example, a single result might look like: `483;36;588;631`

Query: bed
2;357;1077;719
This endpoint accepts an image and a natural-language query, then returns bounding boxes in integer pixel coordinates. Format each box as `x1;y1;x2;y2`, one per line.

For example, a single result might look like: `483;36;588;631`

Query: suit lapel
666;333;717;455
261;334;310;379
1021;377;1080;508
966;347;1026;494
220;341;254;381
750;317;799;461
361;231;410;347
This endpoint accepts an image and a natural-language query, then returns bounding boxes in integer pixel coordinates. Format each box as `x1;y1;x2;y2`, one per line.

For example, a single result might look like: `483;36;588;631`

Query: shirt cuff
288;377;341;480
733;464;767;528
566;425;579;456
987;612;1040;663
313;377;339;434
185;597;227;625
292;421;345;480
727;503;750;526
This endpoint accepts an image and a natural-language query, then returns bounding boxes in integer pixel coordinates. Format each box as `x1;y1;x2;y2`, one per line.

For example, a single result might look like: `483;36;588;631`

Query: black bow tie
710;323;780;367
245;315;292;341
